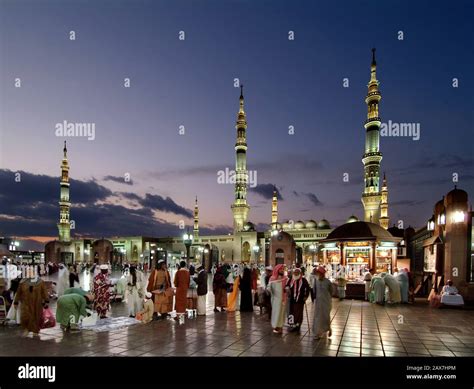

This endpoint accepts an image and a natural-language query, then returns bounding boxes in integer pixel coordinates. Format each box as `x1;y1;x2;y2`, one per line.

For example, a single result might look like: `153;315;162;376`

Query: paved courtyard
1;288;474;357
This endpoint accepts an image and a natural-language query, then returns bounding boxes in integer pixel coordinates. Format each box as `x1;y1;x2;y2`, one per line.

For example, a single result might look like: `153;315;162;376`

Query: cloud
145;153;324;183
120;192;142;201
393;155;474;175
305;193;323;206
0;169;194;237
103;175;134;185
339;199;362;209
250;183;283;200
391;199;425;207
138;194;193;218
293;191;323;206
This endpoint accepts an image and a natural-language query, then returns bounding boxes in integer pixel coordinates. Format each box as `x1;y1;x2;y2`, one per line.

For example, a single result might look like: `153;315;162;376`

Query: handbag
41;307;56;329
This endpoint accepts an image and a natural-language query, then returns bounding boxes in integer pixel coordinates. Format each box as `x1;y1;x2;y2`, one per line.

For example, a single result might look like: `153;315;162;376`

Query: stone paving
2;291;474;357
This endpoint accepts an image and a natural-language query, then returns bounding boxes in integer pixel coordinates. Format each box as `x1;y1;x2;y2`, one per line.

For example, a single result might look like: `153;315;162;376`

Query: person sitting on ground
137;292;154;323
440;280;464;306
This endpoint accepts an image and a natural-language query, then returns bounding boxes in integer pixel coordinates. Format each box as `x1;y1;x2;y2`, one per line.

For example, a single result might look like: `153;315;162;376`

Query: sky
0;0;473;248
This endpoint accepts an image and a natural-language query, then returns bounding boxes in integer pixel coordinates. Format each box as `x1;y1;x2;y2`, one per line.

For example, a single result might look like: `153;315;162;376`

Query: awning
423;235;443;247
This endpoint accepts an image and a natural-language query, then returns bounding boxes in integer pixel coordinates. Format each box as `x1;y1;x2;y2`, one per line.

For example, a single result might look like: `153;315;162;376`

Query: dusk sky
0;0;473;246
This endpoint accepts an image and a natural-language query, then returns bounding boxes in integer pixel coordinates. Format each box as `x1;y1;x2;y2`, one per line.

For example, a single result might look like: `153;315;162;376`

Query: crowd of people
2;256;465;339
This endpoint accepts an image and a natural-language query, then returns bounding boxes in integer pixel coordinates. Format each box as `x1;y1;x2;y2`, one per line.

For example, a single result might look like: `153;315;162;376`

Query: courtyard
1;289;473;358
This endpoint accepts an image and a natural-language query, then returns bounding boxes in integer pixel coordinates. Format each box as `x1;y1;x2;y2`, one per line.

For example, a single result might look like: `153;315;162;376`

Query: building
44;50;406;273
409;187;474;301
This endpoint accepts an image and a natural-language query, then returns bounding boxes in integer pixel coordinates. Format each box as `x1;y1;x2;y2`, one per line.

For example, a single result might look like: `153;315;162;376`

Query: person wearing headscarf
287;268;310;332
250;264;259;305
195;265;207;316
312;266;332;340
56;263;70;298
266;264;288;334
380;272;401;303
93;264;111;319
137;292;154;323
395;268;409;303
440;279;464;306
370;273;385;304
363;268;374;301
68;265;80;288
239;267;253;312
173;261;190;320
213;266;227;312
261;266;273;317
335;265;346;301
126;265;143;318
147;260;173;319
227;267;241;312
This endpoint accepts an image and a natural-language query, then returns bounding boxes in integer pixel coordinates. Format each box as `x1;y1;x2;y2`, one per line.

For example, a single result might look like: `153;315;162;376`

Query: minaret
193;196;199;239
231;85;250;232
361;48;383;224
271;187;278;227
58;141;71;243
379;172;389;229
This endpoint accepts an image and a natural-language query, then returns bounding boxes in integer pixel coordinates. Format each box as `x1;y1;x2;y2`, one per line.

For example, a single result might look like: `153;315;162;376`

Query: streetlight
183;229;193;263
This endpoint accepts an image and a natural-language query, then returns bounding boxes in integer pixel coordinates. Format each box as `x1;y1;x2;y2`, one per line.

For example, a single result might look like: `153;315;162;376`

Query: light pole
183;229;193;264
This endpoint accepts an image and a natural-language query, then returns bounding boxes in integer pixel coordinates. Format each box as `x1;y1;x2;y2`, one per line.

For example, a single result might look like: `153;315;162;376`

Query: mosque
44;49;392;268
43;50;474;301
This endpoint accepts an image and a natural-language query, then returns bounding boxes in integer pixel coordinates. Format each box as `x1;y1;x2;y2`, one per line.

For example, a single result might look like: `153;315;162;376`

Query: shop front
320;221;401;300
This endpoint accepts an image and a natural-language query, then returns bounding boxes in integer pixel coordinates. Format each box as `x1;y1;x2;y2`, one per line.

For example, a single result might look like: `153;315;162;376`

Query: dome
282;221;291;229
318;219;331;229
243;221;256;231
446;186;468;205
270;222;282;231
326;221;394;241
305;220;317;229
347;215;359;223
93;238;113;249
294;220;305;229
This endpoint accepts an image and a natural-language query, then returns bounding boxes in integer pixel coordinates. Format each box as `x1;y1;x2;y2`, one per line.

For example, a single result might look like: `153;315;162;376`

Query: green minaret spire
361;48;383;224
231;85;250;232
58;141;71;242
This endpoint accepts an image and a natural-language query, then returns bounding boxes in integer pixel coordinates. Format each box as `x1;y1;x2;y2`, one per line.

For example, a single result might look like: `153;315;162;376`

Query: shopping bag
6;304;17;321
82;312;98;327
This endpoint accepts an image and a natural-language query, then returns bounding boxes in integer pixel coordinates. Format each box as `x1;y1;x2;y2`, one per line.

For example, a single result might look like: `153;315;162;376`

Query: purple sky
0;0;473;245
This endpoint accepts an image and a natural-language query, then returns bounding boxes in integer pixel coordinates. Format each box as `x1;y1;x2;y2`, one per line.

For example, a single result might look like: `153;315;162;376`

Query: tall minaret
379;173;389;229
361;48;383;224
193;196;199;239
58;141;71;243
231;85;250;232
271;187;278;227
